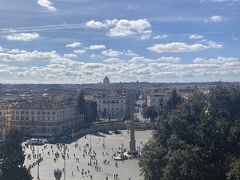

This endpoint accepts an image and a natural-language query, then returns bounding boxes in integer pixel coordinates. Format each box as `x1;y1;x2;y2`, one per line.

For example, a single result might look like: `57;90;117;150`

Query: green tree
166;89;182;110
102;108;107;119
226;158;240;180
90;101;98;122
0;130;32;180
139;84;240;180
143;106;158;122
85;101;98;123
77;90;86;115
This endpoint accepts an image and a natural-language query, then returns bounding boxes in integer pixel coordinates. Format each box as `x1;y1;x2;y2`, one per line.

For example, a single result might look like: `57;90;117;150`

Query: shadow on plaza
54;129;122;145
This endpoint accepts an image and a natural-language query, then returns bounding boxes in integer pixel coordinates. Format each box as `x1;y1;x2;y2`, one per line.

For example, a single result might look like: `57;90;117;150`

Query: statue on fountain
54;169;62;180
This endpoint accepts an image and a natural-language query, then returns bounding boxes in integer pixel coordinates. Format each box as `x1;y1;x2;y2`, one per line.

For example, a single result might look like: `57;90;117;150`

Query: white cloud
0;64;19;74
86;19;152;39
9;29;17;33
103;58;123;63
102;49;123;57
64;53;78;59
147;41;222;53
89;45;106;50
193;57;239;64
0;50;59;62
37;0;56;12
2;56;240;83
128;56;149;63
8;49;28;54
73;49;86;55
205;40;223;48
101;49;138;57
129;56;181;64
0;48;80;66
86;19;118;29
1;47;239;83
189;34;204;39
108;19;152;39
66;42;81;48
153;35;168;39
125;50;138;57
157;57;181;63
205;15;226;22
6;33;40;41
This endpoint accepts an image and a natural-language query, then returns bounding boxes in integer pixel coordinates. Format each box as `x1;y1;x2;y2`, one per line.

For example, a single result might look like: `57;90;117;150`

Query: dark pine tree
143;106;158;122
102;108;107;120
167;89;182;110
77;90;86;115
139;84;240;180
0;130;32;180
85;101;98;123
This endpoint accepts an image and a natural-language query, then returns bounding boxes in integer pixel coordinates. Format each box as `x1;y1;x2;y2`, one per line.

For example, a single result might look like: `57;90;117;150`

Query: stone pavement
24;130;152;180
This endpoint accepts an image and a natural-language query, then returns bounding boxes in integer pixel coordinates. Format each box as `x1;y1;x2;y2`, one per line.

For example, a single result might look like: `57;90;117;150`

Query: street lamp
37;145;40;180
63;144;67;180
89;133;92;165
102;136;105;149
90;133;92;149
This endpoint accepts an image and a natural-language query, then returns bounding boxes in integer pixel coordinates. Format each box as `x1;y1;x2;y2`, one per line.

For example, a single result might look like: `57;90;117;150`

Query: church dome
103;76;110;84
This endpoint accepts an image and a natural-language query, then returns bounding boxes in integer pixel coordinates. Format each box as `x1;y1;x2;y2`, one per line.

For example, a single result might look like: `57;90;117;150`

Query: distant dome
103;76;110;84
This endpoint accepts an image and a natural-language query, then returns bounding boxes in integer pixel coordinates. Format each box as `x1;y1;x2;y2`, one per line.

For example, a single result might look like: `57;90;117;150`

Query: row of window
11;111;56;115
10;109;75;115
18;126;56;133
99;112;123;117
11;114;79;121
98;107;124;110
12;116;56;121
98;100;125;104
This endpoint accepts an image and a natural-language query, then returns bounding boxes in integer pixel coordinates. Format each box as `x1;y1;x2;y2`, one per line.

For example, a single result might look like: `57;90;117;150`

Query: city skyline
0;0;240;83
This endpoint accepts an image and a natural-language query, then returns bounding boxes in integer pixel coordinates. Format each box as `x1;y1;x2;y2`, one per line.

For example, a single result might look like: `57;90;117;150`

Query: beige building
0;103;11;140
93;94;126;118
2;100;84;137
0;108;5;140
146;93;170;107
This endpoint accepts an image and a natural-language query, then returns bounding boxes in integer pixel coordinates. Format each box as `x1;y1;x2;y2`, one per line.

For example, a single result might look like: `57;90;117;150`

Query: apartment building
0;103;11;140
0;106;5;140
92;94;126;118
2;99;84;137
146;93;170;107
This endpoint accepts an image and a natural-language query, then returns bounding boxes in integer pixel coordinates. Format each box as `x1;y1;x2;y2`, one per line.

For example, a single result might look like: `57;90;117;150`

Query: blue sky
0;0;239;83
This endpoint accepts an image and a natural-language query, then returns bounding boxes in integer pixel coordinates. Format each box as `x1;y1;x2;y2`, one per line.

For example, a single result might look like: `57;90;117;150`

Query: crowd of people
23;134;137;180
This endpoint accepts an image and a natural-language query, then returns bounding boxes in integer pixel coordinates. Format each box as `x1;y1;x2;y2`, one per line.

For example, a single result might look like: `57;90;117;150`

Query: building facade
0;103;11;140
146;93;170;107
1;100;84;137
93;94;126;119
0;106;5;140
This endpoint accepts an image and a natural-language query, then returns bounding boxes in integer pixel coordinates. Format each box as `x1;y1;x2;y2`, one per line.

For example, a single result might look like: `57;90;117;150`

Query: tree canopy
143;89;182;122
166;89;182;111
77;90;86;115
77;91;98;123
143;106;158;122
0;130;32;180
85;101;98;123
139;84;240;180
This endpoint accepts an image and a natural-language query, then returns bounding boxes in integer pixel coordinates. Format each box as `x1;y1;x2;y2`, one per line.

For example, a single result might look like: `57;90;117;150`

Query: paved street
24;130;152;180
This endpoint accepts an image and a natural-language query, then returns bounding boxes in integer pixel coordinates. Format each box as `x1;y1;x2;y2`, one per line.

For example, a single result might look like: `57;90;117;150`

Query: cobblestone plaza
24;130;152;180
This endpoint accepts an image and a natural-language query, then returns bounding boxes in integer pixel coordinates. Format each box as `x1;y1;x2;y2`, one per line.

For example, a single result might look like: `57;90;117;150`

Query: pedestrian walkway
24;130;152;180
